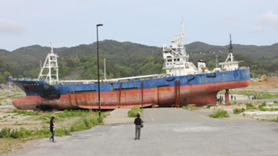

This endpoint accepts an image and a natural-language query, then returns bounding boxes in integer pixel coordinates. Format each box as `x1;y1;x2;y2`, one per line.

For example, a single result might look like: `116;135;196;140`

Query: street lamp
96;23;103;116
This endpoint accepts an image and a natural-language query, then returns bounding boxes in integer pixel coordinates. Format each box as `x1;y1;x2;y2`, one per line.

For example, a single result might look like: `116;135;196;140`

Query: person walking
134;113;143;140
49;116;56;142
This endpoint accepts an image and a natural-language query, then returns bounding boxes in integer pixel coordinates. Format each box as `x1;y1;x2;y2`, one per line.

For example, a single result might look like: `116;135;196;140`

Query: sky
0;0;278;51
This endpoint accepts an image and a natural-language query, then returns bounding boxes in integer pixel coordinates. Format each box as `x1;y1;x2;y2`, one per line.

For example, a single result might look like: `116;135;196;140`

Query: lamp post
96;23;103;116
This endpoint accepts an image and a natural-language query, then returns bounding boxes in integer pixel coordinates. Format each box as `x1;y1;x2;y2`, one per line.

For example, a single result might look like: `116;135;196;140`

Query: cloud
223;14;238;21
256;10;278;30
0;19;25;35
252;26;265;34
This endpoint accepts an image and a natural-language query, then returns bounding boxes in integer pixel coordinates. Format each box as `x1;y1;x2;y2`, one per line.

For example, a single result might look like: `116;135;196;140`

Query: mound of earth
247;77;278;91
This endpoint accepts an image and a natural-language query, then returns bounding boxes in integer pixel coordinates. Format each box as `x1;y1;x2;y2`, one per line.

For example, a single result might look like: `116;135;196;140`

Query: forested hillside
0;40;277;83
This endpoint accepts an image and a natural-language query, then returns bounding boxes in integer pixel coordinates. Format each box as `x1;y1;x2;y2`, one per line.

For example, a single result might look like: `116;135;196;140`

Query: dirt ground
242;77;278;91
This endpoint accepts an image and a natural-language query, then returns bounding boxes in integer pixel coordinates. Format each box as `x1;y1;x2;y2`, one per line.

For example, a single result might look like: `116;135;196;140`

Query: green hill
0;40;277;83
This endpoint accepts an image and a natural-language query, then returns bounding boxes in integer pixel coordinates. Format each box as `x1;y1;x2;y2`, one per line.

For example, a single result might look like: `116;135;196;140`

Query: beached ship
8;24;250;110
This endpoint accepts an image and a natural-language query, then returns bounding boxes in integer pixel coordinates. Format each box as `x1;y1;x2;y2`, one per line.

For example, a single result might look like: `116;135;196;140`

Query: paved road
6;108;278;156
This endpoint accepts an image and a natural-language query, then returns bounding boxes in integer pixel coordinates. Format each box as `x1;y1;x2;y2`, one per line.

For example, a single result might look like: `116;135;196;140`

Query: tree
0;75;5;84
3;71;12;77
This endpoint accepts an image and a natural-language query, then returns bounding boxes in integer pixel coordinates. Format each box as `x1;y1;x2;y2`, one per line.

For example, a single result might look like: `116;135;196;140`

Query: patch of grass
259;106;278;111
257;101;278;111
182;104;199;111
246;103;257;110
270;117;278;122
0;127;31;139
39;114;54;123
13;122;25;125
0;109;109;143
274;100;278;104
222;90;278;99
209;109;229;118
128;107;143;117
243;113;246;117
69;116;103;132
233;108;246;114
207;104;212;108
11;109;41;116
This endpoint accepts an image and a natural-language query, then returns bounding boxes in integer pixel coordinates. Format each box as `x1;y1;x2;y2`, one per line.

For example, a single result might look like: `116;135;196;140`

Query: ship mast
225;34;234;62
228;34;233;53
219;34;240;71
38;42;59;84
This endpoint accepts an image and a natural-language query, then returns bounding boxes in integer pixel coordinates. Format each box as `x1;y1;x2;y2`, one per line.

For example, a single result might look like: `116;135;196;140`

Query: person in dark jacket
49;116;56;142
134;113;143;140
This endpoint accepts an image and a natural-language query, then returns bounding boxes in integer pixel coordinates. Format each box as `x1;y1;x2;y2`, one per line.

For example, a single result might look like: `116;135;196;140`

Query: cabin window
167;59;172;62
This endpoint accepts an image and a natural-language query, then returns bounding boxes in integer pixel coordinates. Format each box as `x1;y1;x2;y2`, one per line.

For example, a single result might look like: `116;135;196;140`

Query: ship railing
8;74;166;85
239;66;249;69
8;77;43;81
57;74;165;84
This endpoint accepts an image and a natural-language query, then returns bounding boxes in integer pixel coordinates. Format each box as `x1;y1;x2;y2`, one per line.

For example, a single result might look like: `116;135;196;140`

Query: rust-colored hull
12;80;250;110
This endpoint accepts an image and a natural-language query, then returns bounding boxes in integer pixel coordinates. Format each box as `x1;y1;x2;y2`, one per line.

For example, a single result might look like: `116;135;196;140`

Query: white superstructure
162;21;198;76
162;23;240;77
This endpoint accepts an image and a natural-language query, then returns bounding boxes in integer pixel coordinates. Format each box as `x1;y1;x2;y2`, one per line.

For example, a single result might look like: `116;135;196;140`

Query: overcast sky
1;0;278;51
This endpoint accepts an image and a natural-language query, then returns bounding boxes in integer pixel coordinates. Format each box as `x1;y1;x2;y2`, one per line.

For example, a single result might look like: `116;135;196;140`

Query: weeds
0;109;108;140
207;104;212;108
182;104;198;111
0;127;31;139
128;107;143;117
257;101;278;111
246;103;257;110
261;101;267;107
232;101;237;104
11;109;41;116
233;108;246;114
209;108;229;118
69;116;103;132
259;106;278;111
219;90;278;99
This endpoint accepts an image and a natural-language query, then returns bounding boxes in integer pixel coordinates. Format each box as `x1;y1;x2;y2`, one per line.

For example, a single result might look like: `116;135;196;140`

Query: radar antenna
228;34;233;53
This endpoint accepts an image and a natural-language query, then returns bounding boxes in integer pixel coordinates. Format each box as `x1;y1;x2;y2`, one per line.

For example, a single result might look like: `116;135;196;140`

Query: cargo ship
8;24;250;110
